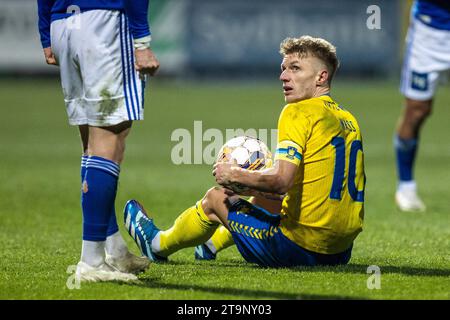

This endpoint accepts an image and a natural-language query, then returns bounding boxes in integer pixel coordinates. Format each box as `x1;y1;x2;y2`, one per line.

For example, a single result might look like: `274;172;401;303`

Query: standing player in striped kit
395;0;450;212
37;0;160;282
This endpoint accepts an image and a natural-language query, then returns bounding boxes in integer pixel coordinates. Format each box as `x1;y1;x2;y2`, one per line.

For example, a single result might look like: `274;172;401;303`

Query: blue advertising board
185;0;401;76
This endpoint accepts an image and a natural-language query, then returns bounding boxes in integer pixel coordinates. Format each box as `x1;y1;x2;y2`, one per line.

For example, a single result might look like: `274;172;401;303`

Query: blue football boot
123;199;167;262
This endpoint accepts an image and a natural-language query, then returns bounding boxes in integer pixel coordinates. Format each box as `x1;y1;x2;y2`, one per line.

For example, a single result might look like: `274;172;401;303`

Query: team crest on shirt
82;180;88;193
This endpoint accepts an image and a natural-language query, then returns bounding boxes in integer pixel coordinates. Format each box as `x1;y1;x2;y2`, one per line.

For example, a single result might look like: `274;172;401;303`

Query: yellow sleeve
275;105;311;166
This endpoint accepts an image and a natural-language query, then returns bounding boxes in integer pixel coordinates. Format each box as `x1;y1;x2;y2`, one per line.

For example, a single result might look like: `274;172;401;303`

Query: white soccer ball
216;136;273;193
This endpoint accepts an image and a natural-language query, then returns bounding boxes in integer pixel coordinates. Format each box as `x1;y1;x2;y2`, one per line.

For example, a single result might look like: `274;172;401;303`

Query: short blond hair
280;36;339;84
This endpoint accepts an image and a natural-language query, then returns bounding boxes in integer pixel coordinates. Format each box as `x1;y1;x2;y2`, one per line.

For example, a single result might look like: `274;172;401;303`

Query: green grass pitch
0;78;449;299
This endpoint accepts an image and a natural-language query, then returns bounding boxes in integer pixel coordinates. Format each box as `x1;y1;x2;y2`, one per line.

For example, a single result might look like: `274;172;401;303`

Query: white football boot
75;261;138;283
395;182;426;212
105;251;150;274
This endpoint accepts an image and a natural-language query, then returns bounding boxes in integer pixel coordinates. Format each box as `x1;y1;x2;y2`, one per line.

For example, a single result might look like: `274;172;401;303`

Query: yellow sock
158;201;218;257
210;225;234;253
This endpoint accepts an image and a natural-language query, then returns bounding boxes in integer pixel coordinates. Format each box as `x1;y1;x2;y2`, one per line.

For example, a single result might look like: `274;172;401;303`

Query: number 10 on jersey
330;137;365;202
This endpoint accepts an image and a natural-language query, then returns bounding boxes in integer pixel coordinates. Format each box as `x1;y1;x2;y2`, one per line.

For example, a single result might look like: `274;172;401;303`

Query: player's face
279;54;320;103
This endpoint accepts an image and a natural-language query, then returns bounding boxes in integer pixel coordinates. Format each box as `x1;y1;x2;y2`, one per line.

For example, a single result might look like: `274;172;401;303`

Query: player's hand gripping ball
215;136;273;193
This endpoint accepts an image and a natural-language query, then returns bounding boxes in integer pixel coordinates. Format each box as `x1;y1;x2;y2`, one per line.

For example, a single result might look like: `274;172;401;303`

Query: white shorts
400;18;450;101
51;10;145;126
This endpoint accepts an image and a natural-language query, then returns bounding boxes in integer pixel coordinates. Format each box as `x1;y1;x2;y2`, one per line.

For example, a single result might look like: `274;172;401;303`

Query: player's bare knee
207;186;226;197
201;194;213;218
204;186;222;202
203;187;225;210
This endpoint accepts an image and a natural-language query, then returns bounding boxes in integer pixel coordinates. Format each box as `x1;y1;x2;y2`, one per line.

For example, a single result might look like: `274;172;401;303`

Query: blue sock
107;205;119;237
394;135;417;182
81;155;119;238
82;156;120;241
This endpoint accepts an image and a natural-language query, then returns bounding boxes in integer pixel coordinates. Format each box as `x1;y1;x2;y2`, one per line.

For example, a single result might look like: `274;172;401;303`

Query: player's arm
123;0;160;76
37;0;57;66
214;159;298;195
215;105;305;195
215;105;307;195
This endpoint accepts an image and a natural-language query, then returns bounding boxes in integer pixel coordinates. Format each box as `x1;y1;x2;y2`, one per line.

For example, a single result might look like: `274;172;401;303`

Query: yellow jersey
275;95;365;254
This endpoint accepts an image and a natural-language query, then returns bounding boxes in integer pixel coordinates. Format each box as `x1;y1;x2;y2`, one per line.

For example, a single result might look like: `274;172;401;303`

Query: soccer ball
216;136;272;193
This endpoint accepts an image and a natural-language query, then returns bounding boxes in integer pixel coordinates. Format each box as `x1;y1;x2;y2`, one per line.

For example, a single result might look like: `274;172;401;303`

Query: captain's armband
275;140;302;166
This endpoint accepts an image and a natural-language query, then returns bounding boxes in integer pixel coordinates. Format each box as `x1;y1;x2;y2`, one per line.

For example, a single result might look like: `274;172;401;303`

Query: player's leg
83;122;149;274
124;187;317;267
123;193;222;261
195;196;282;260
79;124;147;277
123;186;237;261
394;98;431;212
72;116;139;280
79;122;131;278
74;9;149;280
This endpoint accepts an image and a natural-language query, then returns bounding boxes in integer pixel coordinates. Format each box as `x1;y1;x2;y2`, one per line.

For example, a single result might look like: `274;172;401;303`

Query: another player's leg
104;229;150;274
99;127;149;275
394;98;431;212
78;124;148;276
76;122;141;282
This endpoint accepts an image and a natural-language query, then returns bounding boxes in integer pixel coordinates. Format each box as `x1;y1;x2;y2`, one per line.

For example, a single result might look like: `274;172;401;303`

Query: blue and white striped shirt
413;0;450;30
37;0;151;48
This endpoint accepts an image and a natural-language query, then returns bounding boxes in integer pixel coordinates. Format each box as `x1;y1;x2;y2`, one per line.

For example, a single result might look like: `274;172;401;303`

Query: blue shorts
227;199;352;268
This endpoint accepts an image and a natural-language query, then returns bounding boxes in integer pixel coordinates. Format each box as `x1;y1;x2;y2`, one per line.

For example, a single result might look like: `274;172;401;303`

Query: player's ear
316;69;329;86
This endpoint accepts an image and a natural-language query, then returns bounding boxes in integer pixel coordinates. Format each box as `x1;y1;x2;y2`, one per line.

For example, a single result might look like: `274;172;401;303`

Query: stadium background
0;0;403;76
0;0;449;300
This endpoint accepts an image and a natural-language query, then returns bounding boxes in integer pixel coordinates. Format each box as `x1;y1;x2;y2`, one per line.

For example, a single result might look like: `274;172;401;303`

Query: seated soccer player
124;36;366;267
